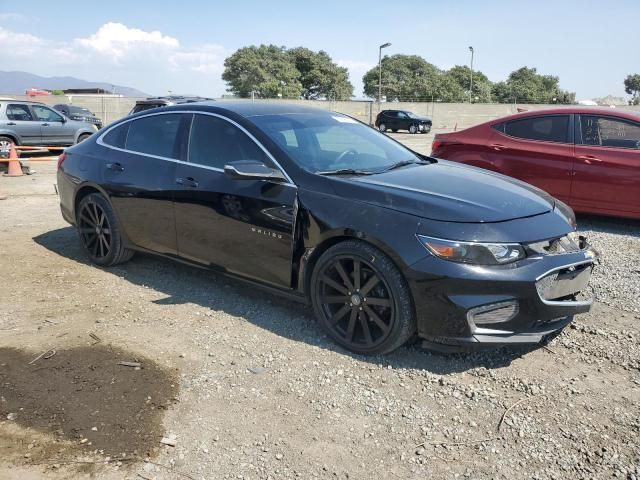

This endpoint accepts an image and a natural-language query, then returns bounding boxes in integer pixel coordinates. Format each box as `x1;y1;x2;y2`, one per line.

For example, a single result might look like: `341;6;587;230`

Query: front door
174;113;297;288
5;103;41;145
490;114;575;203
31;104;75;145
100;113;184;255
572;114;640;216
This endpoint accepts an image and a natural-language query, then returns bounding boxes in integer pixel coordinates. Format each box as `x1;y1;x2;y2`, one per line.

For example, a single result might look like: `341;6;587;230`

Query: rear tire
310;240;416;355
378;123;387;132
76;193;134;266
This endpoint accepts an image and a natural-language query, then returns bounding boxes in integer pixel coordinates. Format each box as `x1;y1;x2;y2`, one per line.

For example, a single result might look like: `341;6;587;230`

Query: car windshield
250;113;421;174
405;112;420;119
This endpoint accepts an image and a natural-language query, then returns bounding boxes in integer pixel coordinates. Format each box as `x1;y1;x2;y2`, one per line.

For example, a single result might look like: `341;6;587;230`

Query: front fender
295;189;429;292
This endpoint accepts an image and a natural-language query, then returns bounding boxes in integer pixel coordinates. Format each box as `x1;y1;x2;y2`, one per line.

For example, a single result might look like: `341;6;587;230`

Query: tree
444;65;492;102
362;54;440;101
624;74;640;105
288;47;353;100
222;45;302;98
492;67;575;104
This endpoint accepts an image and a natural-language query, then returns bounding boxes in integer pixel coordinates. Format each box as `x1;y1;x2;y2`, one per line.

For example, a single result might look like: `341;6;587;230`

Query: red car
431;107;640;219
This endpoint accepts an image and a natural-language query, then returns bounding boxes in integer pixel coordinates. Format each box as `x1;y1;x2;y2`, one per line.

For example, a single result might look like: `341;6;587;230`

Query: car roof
493;107;640;123
160;101;338;118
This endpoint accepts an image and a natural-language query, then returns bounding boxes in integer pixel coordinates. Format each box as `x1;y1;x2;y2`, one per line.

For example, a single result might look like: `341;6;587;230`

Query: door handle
41;123;50;126
490;143;507;151
6;122;16;126
106;162;125;172
577;155;602;163
176;177;199;188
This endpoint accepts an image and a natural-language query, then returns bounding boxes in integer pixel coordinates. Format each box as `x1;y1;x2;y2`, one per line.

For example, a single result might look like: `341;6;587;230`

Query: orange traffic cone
4;143;23;177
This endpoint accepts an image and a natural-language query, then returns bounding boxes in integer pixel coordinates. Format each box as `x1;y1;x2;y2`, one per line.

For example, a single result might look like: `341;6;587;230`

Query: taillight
57;152;66;169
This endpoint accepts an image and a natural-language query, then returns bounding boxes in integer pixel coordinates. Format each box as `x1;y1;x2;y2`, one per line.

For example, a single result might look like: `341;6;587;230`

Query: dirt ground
0;156;639;480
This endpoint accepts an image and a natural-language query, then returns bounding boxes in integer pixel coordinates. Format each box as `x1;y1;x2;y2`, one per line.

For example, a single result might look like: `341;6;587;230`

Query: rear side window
126;113;182;159
503;115;569;143
580;115;640;149
102;122;130;149
188;114;272;170
6;104;34;121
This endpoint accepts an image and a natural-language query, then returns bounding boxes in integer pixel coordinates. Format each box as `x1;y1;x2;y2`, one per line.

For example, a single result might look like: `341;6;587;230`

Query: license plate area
536;263;592;301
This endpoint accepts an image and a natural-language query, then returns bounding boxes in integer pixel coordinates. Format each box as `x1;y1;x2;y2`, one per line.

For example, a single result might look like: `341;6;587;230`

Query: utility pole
378;42;391;110
468;46;474;103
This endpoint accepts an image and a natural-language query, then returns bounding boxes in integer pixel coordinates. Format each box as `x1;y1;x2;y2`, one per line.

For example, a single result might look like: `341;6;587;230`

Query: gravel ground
0;159;638;480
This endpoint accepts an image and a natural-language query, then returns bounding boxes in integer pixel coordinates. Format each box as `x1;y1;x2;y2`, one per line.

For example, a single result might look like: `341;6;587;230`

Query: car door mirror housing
224;160;286;182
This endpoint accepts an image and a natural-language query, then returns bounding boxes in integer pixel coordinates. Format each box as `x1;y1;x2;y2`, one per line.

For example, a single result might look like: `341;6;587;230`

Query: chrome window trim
96;109;295;185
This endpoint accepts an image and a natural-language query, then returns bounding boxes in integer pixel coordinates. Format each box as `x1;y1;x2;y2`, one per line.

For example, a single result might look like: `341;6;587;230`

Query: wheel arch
298;229;411;299
0;131;20;145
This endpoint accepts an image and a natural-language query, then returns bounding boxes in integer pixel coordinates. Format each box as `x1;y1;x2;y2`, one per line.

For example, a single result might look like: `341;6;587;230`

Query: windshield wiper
316;168;373;176
380;159;426;172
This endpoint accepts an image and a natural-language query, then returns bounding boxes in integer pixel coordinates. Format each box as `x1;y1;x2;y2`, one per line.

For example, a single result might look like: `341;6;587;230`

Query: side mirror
224;160;286;182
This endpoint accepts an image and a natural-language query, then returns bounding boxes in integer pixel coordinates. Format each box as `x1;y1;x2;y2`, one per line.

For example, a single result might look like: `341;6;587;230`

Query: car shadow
33;227;540;374
577;213;640;237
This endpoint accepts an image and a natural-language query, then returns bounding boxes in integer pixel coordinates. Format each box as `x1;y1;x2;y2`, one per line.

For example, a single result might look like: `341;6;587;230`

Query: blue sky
0;0;638;99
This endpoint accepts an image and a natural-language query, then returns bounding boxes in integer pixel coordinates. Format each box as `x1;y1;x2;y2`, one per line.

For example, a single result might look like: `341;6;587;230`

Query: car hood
332;160;555;223
412;116;431;122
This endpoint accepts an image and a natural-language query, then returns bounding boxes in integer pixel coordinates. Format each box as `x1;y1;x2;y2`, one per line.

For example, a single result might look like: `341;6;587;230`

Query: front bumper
406;247;596;349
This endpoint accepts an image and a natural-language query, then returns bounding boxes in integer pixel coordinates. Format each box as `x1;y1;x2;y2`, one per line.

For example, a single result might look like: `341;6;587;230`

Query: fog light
467;301;519;325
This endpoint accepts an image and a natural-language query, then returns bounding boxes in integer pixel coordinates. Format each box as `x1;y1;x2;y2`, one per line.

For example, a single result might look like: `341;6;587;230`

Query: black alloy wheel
311;240;416;355
77;193;133;266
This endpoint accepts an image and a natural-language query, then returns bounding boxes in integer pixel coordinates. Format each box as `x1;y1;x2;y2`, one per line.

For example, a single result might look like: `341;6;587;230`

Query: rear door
489;114;574;203
100;113;183;254
4;103;41;145
572;114;640;216
32;104;74;144
173;113;297;288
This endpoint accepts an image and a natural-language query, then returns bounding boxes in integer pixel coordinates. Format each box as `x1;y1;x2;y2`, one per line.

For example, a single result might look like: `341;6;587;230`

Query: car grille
535;263;592;301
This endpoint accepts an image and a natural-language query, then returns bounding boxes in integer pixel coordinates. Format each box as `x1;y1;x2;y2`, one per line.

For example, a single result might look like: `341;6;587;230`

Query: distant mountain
0;71;149;97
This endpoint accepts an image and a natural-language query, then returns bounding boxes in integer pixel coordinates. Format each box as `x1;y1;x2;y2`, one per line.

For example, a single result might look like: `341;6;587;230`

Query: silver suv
0;100;97;150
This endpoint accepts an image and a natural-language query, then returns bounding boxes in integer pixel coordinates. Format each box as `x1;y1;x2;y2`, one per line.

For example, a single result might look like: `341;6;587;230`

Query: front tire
76;133;92;144
409;124;418;134
76;193;134;266
378;123;387;132
310;240;416;355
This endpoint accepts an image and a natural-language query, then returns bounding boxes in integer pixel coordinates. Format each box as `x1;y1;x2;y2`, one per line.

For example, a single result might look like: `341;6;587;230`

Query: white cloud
75;22;179;59
0;23;226;96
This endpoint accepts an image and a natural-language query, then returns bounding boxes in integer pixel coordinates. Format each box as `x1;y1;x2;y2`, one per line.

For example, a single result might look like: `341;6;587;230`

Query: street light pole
378;42;391;108
468;46;474;103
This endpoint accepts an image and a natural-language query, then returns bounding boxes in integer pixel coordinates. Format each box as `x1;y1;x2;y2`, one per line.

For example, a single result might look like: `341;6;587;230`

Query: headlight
417;235;525;265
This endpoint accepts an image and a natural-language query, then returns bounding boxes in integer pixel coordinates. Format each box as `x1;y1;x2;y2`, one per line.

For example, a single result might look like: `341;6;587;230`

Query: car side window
6;104;34;121
580;115;640;149
32;105;64;123
503;115;569;143
126;113;182;159
398;112;409;119
188;114;272;170
385;111;397;118
102;122;130;149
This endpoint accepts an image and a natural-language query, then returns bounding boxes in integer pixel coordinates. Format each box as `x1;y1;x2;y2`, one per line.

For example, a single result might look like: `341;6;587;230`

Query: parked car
375;110;432;134
0;100;97;149
129;96;214;115
57;103;597;355
431;108;640;219
53;104;103;129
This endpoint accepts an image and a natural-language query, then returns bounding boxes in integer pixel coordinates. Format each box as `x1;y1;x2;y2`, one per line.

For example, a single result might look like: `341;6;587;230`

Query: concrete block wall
6;95;640;131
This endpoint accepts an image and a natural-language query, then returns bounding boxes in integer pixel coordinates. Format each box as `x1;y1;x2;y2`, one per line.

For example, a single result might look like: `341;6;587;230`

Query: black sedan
57;102;597;355
375;109;432;134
